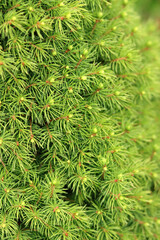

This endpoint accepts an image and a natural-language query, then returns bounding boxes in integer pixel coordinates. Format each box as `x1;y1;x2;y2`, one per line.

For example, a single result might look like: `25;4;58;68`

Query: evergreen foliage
0;0;160;239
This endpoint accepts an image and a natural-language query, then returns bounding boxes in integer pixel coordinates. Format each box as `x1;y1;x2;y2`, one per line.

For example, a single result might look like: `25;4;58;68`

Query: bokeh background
136;0;160;20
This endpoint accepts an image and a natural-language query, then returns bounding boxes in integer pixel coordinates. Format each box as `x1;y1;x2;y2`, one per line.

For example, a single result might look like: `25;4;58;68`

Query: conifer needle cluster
0;0;160;239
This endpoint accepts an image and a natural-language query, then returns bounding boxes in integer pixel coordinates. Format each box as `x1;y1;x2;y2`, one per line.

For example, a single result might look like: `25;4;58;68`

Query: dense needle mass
0;0;160;239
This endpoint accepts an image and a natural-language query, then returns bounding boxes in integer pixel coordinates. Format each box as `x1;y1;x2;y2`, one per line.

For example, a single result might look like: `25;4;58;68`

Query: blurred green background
136;0;160;19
